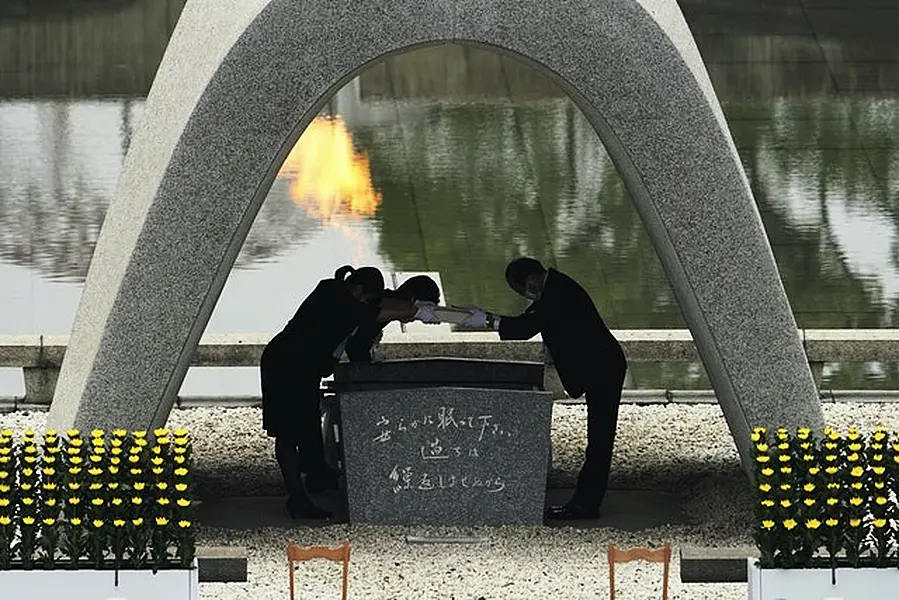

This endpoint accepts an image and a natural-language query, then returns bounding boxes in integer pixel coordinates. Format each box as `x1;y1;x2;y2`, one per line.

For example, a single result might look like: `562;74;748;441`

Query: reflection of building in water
0;99;324;281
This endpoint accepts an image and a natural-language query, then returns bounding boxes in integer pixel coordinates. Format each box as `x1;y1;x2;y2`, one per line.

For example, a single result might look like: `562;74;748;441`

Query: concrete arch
48;0;823;472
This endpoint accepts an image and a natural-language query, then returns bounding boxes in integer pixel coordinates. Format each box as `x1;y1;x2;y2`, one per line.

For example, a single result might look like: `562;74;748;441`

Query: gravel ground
2;402;897;599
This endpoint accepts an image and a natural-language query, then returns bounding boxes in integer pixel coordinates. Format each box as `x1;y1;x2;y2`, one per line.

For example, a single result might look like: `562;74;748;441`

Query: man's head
394;275;440;322
396;275;441;304
505;257;546;301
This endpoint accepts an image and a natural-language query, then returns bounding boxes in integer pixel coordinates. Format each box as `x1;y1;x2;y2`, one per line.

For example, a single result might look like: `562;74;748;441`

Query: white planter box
0;560;198;600
748;558;899;600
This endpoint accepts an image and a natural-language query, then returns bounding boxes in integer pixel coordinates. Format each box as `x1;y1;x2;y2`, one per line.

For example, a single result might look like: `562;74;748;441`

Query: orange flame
276;116;381;222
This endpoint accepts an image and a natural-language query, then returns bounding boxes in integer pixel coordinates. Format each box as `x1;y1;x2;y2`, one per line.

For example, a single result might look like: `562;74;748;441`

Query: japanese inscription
370;406;513;495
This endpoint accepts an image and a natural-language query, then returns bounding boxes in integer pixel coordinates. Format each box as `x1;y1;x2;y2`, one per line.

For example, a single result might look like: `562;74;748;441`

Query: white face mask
524;291;540;301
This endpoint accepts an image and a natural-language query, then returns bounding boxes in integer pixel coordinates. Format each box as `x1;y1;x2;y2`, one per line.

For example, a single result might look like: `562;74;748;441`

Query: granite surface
49;0;822;476
333;358;544;390
339;387;554;526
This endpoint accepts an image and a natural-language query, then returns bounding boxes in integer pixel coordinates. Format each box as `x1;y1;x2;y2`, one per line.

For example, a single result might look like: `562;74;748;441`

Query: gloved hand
460;308;489;328
413;301;441;324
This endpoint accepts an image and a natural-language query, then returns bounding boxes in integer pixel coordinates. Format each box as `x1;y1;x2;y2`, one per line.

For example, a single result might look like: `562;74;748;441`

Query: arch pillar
47;0;823;474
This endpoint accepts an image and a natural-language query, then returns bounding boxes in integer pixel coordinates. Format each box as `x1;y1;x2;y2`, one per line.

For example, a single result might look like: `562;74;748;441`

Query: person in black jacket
345;275;441;363
463;257;627;520
261;265;419;519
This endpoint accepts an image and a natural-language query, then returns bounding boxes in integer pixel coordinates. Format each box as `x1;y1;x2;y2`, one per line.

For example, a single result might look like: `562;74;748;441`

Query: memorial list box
339;387;554;526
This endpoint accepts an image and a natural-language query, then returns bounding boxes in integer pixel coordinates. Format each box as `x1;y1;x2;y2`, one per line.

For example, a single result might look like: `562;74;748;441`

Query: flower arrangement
0;427;195;571
752;425;897;571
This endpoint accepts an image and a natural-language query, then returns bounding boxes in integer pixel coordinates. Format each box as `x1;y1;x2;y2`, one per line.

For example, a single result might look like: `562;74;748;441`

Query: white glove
413;301;441;324
460;308;488;328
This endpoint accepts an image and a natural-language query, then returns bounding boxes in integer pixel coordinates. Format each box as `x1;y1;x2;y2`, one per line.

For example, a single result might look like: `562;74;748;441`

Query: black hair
505;257;545;287
396;275;440;304
334;265;385;295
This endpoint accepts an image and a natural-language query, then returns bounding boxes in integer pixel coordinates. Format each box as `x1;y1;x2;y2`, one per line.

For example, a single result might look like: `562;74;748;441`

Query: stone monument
47;0;825;478
340;387;553;526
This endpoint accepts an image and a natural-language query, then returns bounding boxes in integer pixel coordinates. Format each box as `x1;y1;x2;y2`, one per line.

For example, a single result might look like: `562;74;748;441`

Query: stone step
679;545;756;583
197;546;248;582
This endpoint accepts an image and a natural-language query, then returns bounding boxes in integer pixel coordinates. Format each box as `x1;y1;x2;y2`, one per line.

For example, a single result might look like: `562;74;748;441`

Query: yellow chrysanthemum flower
176;498;190;508
783;519;797;530
759;483;772;493
849;518;861;527
70;517;82;526
873;519;887;529
0;516;10;526
175;483;188;492
780;499;792;508
178;520;191;529
761;468;774;477
825;518;838;527
850;497;863;506
760;499;775;508
780;467;792;474
42;518;55;526
132;518;144;526
806;519;821;530
826;498;838;506
876;497;888;505
22;516;35;526
92;520;103;528
67;497;80;505
756;456;770;463
174;468;188;477
155;517;169;526
90;429;104;439
873;466;886;475
803;498;816;507
113;519;125;528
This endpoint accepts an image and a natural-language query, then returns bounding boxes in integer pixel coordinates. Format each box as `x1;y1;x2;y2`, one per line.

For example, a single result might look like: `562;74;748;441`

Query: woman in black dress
261;265;417;519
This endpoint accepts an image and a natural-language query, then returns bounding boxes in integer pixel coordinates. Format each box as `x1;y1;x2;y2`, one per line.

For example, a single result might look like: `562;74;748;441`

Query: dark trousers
572;364;627;509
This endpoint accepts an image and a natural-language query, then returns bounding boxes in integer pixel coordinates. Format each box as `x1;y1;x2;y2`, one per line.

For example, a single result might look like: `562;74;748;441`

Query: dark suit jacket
265;278;380;377
498;268;625;398
345;289;403;362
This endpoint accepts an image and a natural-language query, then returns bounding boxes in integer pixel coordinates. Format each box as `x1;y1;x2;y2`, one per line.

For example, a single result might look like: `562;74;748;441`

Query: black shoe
286;496;331;520
305;469;340;494
544;503;600;520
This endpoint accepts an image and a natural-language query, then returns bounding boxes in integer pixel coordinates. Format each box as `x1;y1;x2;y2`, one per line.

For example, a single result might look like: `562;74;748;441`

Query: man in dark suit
465;257;627;520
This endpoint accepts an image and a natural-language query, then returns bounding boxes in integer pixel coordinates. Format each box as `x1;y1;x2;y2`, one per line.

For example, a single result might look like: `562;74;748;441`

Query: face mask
524;291;539;301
